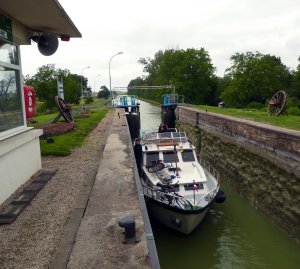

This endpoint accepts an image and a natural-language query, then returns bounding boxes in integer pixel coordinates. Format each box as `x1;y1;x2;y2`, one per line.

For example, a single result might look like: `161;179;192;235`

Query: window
0;41;24;134
184;183;204;191
146;152;159;163
181;150;195;162
0;43;18;64
163;151;178;163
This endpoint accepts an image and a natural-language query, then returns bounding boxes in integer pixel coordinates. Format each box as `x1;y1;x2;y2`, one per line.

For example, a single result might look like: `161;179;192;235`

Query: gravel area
0;109;114;269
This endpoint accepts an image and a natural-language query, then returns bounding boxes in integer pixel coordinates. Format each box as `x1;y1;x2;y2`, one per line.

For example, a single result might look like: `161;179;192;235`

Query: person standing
134;138;143;176
158;123;165;133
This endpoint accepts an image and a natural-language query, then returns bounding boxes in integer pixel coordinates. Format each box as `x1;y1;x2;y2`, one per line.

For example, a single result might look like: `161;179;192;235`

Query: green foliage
129;48;218;105
221;52;291;108
127;48;300;109
36;101;47;114
287;96;300;108
289;57;300;99
85;96;93;104
287;106;300;116
128;77;144;87
24;64;88;109
97;86;110;98
246;102;265;109
63;75;81;104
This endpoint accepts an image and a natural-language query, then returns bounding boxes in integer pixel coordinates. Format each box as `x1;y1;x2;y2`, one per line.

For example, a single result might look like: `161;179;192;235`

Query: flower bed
42;123;74;136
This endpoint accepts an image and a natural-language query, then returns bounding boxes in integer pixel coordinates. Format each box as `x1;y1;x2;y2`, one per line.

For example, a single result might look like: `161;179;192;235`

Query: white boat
138;128;225;234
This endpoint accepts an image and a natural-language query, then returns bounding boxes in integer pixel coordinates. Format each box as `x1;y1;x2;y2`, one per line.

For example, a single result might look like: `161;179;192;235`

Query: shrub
36;101;47;114
287;97;300;109
246;102;265;109
287;106;300;116
85;96;94;104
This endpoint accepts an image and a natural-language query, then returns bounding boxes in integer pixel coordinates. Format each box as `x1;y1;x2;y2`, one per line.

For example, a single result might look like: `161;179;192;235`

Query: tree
0;73;19;112
63;76;81;104
221;52;292;107
132;48;218;104
25;64;57;108
289;57;300;100
128;77;145;87
97;86;110;98
24;64;86;108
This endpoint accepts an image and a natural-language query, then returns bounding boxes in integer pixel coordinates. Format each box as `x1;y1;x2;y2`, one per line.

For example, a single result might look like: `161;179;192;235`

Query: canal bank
139;100;300;269
50;108;159;269
176;106;300;242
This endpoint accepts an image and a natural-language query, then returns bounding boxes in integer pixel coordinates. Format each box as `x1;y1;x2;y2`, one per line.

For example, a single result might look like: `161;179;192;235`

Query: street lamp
94;74;101;96
109;51;123;104
81;66;90;109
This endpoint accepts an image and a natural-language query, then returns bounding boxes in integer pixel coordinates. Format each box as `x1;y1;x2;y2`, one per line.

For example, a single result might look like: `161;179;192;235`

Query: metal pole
94;74;101;96
81;66;90;109
109;52;123;105
193;180;196;205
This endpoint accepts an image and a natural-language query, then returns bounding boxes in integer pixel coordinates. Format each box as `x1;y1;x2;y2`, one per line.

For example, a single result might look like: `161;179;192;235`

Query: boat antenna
193;180;196;205
174;144;179;177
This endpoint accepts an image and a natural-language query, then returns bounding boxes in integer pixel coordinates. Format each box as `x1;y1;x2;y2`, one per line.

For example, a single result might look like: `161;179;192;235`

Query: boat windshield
146;152;160;163
163;151;179;163
181;150;195;162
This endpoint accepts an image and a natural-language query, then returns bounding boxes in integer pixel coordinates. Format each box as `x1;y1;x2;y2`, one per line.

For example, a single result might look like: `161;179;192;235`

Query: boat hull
145;196;212;234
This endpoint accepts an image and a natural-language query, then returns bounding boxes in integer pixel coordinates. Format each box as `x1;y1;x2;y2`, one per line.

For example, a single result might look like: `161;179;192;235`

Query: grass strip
38;109;108;156
194;105;300;131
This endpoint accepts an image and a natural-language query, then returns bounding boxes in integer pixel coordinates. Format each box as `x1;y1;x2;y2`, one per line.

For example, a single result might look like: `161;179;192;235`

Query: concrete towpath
50;109;151;269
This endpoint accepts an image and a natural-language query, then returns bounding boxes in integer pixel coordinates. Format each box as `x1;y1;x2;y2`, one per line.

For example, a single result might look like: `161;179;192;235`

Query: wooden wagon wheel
55;96;74;123
268;90;287;116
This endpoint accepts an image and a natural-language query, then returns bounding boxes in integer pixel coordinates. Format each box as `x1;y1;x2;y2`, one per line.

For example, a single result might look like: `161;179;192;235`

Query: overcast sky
20;0;300;92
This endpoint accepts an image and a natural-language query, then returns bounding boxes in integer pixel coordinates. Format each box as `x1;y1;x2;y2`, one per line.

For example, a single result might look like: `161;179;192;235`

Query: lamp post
81;66;90;109
109;51;123;104
94;74;101;96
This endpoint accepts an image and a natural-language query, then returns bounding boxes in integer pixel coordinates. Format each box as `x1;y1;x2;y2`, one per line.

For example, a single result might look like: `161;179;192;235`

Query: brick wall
176;106;300;241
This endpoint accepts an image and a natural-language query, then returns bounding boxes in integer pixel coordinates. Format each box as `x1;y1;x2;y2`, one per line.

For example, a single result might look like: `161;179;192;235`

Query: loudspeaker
35;32;59;56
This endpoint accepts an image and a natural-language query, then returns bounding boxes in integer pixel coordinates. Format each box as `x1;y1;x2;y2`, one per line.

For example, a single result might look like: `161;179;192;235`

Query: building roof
0;0;81;40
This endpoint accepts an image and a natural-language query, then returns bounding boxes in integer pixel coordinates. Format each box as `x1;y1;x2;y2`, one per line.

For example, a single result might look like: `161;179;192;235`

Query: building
0;0;81;205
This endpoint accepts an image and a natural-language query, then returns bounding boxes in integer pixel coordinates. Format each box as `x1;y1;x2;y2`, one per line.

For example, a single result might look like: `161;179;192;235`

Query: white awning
0;0;81;44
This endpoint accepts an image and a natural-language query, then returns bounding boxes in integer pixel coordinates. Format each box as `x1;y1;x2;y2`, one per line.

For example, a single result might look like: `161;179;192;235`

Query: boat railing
142;184;194;210
199;157;221;184
141;129;188;144
195;185;219;206
142;183;219;209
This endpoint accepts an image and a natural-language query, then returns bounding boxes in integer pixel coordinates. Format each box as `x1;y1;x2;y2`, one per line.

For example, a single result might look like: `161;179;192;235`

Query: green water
139;100;300;269
151;183;300;269
139;100;161;130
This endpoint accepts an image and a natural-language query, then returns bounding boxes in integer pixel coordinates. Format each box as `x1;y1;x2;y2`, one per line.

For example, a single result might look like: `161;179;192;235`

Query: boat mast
174;144;179;177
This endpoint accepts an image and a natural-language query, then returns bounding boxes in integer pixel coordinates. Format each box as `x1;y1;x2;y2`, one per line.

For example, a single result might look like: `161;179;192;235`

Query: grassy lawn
30;109;108;156
193;105;300;131
77;98;110;110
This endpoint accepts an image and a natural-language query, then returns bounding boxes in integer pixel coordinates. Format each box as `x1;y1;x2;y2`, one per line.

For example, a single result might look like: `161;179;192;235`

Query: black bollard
118;215;138;243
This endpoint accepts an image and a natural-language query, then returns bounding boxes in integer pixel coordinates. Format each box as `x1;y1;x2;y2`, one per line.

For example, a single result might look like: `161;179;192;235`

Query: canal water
138;100;300;269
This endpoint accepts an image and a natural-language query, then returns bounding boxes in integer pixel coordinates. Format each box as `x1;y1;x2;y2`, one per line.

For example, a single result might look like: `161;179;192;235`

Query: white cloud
20;0;300;91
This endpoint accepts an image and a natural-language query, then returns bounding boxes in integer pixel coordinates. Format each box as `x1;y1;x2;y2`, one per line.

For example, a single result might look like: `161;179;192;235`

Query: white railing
142;184;194;210
195;185;219;206
142;183;219;210
199;157;221;184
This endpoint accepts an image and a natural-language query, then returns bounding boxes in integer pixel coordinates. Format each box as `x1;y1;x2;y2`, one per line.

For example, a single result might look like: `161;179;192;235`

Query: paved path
50;109;150;269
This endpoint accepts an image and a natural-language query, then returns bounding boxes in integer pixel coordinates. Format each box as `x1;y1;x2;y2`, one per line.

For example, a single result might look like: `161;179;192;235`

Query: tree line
128;49;300;114
24;64;92;110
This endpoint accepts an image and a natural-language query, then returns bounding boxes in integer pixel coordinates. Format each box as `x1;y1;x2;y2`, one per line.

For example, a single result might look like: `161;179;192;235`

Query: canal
138;100;300;269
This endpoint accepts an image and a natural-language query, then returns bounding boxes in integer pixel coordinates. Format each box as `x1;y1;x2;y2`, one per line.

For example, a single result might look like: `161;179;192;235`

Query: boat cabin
141;130;208;187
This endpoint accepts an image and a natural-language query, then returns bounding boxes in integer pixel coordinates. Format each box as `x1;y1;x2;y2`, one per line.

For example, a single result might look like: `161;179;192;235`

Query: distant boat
138;128;225;234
